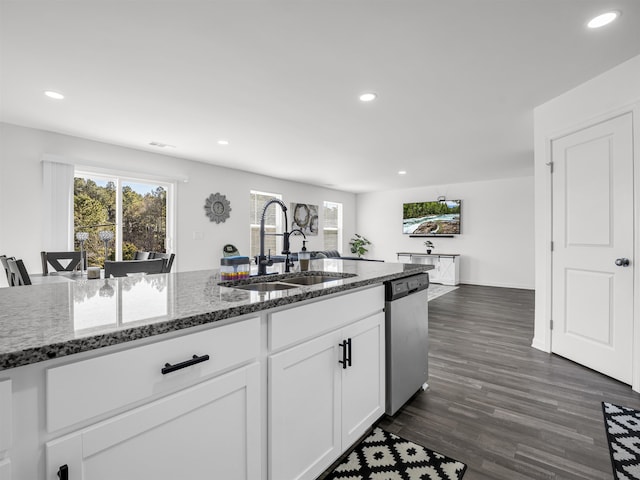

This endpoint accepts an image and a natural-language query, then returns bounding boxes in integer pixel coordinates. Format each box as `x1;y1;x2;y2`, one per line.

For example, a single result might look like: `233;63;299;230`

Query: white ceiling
2;1;640;193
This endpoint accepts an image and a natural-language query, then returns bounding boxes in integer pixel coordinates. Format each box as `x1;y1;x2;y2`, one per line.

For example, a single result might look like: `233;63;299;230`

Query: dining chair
41;251;85;275
0;255;14;285
149;252;175;273
104;258;165;278
134;251;151;260
7;259;32;286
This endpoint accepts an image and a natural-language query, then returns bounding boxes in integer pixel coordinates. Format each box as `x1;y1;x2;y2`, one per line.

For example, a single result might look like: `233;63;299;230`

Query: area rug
428;285;458;302
602;402;640;480
324;427;467;479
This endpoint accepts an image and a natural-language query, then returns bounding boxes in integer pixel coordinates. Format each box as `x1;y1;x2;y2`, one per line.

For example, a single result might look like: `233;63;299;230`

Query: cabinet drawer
270;286;384;351
0;380;11;452
47;317;260;432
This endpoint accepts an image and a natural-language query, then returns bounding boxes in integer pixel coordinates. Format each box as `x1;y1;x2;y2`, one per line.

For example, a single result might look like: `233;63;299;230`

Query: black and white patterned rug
602;402;640;480
324;427;467;479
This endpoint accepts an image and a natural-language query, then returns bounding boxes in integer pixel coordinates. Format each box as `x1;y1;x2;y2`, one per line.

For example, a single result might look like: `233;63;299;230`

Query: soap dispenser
299;240;310;272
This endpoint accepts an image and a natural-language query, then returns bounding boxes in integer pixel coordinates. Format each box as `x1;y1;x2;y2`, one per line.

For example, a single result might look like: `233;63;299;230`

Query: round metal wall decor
204;192;231;223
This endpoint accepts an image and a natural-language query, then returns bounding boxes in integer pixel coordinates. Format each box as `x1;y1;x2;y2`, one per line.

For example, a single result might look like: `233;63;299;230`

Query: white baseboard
458;280;535;290
531;338;549;353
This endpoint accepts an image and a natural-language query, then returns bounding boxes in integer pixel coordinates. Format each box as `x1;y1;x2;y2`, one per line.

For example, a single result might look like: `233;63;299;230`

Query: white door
269;330;342;480
551;113;634;383
341;313;385;447
46;364;261;480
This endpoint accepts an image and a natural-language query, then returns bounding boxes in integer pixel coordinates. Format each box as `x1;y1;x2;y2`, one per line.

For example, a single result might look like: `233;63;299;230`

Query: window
250;190;283;259
323;201;342;252
74;171;173;267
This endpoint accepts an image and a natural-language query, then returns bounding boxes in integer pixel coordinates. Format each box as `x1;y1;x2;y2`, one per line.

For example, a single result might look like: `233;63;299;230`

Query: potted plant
349;234;372;258
424;240;434;254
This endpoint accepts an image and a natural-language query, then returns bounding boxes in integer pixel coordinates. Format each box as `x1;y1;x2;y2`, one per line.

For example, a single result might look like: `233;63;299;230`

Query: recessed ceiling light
149;141;175;148
359;92;377;102
217;140;229;146
44;90;64;100
398;170;407;175
587;11;620;28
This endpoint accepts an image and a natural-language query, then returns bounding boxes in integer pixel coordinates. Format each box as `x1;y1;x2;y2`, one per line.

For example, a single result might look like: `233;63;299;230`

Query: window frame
250;190;283;259
323;200;343;253
74;168;176;262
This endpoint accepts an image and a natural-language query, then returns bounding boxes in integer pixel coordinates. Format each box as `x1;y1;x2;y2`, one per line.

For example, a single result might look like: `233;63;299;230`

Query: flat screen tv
402;200;461;235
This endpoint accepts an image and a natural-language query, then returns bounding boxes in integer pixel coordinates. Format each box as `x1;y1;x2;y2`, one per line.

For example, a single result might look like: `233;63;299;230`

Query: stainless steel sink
278;275;343;285
219;271;357;291
232;282;299;292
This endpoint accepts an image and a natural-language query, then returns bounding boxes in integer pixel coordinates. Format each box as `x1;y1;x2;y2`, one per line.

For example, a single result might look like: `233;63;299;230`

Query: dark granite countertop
0;259;430;371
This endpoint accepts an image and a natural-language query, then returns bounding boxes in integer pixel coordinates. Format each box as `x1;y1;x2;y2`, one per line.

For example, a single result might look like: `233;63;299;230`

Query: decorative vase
426;249;432;254
98;230;114;265
75;231;89;274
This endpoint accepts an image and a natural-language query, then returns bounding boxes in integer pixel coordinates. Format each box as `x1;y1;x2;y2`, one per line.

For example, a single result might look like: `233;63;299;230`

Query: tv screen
402;200;461;235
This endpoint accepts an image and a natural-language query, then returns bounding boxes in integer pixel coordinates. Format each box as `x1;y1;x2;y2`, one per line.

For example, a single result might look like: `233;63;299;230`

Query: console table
396;252;460;285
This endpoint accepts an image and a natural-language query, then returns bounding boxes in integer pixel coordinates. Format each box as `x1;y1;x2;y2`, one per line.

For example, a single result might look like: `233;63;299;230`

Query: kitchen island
0;259;429;480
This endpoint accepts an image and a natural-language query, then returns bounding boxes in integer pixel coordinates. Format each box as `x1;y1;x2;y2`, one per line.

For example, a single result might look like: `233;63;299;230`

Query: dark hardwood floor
375;284;640;480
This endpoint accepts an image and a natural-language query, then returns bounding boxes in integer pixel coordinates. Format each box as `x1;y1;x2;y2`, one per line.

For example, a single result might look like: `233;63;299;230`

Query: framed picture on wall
290;203;318;236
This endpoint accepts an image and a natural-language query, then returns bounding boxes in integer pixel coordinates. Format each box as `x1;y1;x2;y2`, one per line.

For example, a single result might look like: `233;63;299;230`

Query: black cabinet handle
338;340;348;369
338;339;352;369
615;258;630;267
57;464;68;480
161;354;210;375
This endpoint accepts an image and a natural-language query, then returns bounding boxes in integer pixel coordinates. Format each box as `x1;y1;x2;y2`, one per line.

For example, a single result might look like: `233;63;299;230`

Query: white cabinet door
269;330;342;480
437;256;459;285
0;459;10;480
341;312;385;447
269;313;385;480
0;379;11;453
46;363;261;480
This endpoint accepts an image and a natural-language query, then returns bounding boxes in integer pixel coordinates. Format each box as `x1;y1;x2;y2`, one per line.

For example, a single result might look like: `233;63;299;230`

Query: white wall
0;123;357;285
533;54;640;357
356;176;535;289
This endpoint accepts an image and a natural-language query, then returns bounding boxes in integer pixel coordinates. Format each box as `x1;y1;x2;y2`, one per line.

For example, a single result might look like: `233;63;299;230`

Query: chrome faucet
258;199;290;276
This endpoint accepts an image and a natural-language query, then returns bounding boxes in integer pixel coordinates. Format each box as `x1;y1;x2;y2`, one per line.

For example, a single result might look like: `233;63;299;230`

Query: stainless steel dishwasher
384;272;429;415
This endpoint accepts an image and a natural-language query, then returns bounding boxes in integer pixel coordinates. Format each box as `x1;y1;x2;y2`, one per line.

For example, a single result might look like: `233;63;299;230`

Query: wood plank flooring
317;284;640;480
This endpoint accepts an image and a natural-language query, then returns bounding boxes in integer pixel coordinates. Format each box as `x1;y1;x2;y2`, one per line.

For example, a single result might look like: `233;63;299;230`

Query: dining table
30;269;104;284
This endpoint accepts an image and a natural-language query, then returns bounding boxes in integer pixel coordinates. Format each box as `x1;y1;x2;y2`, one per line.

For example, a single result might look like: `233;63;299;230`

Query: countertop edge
0;266;429;371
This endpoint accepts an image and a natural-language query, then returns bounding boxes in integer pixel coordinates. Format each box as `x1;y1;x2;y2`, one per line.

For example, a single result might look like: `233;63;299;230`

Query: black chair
149;252;175;273
41;251;85;275
104;258;165;278
134;251;151;260
7;259;31;286
0;255;14;285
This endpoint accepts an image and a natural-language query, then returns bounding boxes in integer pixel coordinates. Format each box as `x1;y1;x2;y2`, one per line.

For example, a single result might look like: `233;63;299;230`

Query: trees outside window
122;181;167;259
74;173;171;267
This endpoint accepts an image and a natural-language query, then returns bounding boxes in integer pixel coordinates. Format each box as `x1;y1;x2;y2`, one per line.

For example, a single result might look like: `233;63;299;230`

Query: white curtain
42;160;74;250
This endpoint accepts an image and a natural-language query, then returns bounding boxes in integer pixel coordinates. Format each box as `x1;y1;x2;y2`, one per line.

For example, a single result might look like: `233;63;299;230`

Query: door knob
615;258;630;267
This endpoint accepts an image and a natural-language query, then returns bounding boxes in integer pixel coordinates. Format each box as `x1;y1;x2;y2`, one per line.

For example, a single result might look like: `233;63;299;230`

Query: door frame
538;103;640;392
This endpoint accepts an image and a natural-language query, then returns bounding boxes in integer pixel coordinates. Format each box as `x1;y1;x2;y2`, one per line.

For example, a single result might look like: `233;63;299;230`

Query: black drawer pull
338;340;348;369
57;464;69;480
346;338;352;367
162;354;210;375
